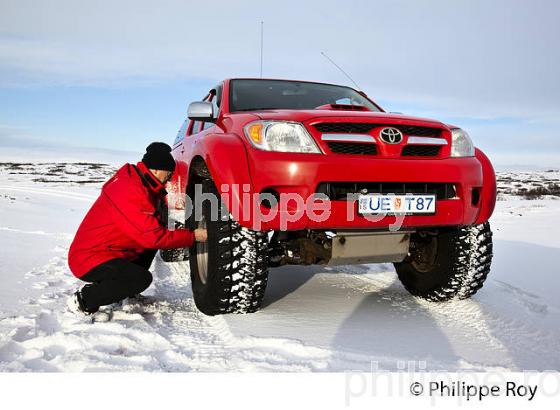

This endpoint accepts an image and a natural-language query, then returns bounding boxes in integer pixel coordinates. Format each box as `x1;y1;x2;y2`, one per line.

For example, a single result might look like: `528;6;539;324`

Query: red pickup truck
165;78;496;315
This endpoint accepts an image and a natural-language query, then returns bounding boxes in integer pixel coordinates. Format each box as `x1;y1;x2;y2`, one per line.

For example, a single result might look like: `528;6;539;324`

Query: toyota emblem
379;127;403;144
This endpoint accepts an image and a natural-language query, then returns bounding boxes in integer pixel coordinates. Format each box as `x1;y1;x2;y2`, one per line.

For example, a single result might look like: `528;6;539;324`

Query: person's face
161;171;173;184
151;169;173;184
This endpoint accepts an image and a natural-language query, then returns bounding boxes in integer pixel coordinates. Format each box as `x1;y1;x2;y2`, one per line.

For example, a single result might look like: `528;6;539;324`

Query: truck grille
401;145;441;157
327;142;377;155
315;182;456;200
314;123;375;133
314;122;442;137
397;125;441;137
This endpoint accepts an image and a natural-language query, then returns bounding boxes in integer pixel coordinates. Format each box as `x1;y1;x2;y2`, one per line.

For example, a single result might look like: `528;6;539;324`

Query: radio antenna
320;51;361;90
260;21;264;78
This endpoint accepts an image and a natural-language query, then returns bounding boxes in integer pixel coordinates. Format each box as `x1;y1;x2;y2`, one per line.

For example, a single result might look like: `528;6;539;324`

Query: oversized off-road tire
188;178;269;315
394;222;493;301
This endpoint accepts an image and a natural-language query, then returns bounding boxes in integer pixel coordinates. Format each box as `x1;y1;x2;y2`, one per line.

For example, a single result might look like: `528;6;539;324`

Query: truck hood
249;109;447;128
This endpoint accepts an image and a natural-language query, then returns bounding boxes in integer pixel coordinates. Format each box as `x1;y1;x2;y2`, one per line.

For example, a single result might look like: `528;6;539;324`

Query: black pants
79;249;157;311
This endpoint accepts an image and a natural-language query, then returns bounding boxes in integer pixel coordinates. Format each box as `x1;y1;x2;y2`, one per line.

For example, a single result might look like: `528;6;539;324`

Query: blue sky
1;0;559;167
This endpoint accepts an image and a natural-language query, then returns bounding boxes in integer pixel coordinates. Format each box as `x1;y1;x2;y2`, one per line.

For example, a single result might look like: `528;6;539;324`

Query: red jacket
68;161;194;278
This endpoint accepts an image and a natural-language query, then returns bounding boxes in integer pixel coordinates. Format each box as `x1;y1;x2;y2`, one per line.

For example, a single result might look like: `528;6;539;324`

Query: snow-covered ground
0;162;559;372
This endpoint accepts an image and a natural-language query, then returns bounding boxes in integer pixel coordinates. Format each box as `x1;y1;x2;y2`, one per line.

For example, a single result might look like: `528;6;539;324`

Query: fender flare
190;133;256;228
474;148;497;224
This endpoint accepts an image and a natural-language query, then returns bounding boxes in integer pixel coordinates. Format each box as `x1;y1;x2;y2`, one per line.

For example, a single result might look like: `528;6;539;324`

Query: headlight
450;128;475;157
243;121;322;153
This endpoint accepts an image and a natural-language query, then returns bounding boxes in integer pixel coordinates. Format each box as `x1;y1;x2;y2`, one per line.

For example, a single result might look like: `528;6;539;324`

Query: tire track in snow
0;227;72;239
0;185;97;201
144;258;349;371
0;253;373;371
349;270;560;370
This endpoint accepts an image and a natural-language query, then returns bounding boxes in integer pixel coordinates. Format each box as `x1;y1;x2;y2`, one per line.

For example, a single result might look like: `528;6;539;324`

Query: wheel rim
410;234;438;273
196;216;208;284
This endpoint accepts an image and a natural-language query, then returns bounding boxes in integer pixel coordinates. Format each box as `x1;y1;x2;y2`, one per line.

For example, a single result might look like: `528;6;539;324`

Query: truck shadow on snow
255;263;460;370
326;239;560;371
257;239;560;371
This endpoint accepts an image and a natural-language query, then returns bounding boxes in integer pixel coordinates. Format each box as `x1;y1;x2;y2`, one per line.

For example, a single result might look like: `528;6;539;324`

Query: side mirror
187;101;215;122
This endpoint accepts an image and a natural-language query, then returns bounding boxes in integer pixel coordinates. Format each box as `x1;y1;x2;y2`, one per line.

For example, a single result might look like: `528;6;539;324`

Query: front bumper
231;150;485;231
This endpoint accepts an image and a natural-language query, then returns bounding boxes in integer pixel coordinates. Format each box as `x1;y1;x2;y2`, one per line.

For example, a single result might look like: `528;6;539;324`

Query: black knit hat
142;142;176;172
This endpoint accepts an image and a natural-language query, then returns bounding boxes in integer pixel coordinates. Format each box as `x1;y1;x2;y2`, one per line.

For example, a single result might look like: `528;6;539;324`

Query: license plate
358;194;436;215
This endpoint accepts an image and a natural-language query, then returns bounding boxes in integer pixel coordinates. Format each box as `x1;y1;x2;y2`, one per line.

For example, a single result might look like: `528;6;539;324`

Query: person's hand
194;228;208;242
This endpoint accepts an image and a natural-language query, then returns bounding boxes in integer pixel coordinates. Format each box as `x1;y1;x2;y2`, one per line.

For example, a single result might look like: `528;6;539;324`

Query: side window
173;120;188;145
212;84;222;114
201;121;213;131
188;120;201;135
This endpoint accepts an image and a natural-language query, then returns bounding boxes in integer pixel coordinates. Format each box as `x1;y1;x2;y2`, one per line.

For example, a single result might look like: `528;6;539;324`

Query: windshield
229;79;381;112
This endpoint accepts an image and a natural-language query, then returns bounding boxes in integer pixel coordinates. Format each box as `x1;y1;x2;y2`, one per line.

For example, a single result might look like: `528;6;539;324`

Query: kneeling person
67;142;206;315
